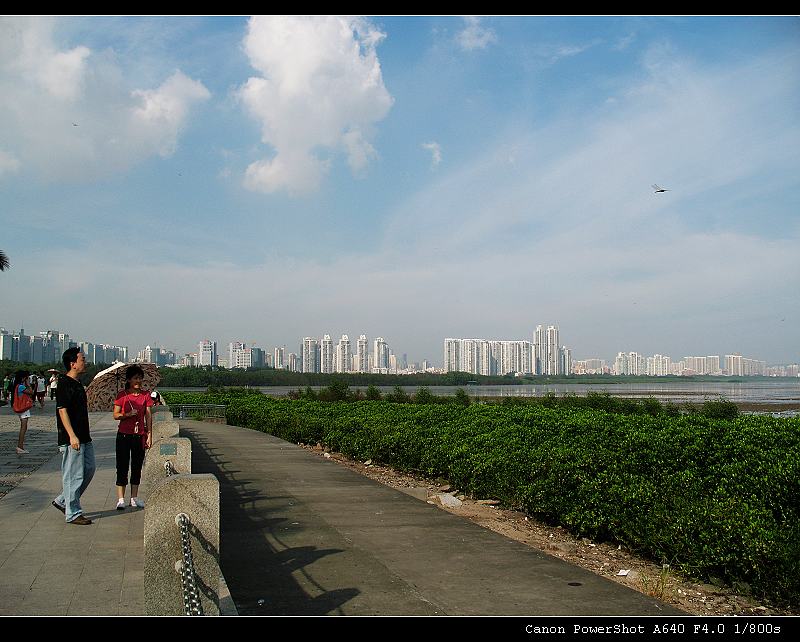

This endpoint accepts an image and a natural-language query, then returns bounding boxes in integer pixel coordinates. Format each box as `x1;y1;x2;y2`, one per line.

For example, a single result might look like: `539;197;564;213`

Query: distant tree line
154;365;781;388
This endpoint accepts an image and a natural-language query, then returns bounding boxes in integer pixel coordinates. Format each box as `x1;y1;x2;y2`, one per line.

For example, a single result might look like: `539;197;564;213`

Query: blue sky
1;16;798;364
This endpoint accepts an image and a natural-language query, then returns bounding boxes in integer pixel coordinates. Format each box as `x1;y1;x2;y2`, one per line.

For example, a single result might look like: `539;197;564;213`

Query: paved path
180;419;685;616
0;411;144;616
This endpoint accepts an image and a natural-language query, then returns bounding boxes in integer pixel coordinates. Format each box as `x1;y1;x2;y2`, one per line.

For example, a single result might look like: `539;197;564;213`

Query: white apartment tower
274;346;286;370
443;338;460;372
459;339;481;375
533;325;546;375
229;342;252;369
198;340;217;367
321;335;335;374
336;335;352;373
302;337;320;373
546;325;561;375
357;335;369;373
490;341;504;375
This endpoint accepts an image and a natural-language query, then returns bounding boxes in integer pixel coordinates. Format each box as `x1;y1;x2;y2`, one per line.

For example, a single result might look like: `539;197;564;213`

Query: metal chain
176;513;204;616
164;460;175;477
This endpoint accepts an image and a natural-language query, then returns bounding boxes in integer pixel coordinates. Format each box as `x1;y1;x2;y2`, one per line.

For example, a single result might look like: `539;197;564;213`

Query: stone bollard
153;410;174;421
152;419;180;440
144;474;220;615
141;438;192;494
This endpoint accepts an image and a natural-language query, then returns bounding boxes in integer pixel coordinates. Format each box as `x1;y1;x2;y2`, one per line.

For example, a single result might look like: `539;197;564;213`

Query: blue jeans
55;442;96;522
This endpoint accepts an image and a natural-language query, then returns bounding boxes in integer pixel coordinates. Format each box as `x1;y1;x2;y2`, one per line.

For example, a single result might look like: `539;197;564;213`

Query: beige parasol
86;362;160;412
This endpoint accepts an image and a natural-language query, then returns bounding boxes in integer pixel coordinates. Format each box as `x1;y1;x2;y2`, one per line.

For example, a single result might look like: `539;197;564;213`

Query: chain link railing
171;404;226;421
175;513;204;616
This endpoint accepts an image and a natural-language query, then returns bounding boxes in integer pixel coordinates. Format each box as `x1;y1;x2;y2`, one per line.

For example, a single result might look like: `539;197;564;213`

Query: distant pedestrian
12;370;35;455
2;374;12;403
49;372;58;400
36;373;47;409
113;366;153;510
150;390;164;406
52;348;95;525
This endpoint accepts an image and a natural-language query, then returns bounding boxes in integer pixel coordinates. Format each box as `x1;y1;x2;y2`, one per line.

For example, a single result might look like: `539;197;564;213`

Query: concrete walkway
0;412;144;616
180;419;685;616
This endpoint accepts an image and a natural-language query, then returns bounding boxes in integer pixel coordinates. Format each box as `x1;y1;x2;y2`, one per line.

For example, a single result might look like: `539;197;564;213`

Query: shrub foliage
163;389;799;605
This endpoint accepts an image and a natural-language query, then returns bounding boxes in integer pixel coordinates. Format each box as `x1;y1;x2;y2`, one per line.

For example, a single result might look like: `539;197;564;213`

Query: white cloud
0;17;210;181
456;16;496;51
614;32;637;51
131;71;211;157
239;16;393;195
535;41;601;64
421;142;442;168
0;150;20;176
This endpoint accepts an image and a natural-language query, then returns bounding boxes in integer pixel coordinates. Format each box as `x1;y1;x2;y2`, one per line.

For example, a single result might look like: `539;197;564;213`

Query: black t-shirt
56;375;91;446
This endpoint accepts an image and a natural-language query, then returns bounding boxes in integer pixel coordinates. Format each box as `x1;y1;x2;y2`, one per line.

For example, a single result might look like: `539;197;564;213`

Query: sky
1;16;798;365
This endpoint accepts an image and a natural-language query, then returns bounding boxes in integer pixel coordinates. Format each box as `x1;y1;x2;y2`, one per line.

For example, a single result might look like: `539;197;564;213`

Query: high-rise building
288;352;299;372
546;326;560;375
489;341;503;375
336;335;352;373
373;337;389;371
560;347;572;376
30;335;44;364
614;351;645;375
357;335;368;373
646;354;672;377
321;335;334;374
302;337;320;373
198;340;217;367
443;338;460;372
0;329;12;360
16;329;31;363
80;342;95;364
725;354;743;376
274;346;286;370
459;339;481;375
533;326;546;375
251;347;265;368
229;342;251;369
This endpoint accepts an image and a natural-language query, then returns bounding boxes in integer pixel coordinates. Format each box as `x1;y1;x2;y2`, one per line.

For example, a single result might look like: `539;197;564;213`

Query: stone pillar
153;419;180;440
144;474;220;615
141;438;192;494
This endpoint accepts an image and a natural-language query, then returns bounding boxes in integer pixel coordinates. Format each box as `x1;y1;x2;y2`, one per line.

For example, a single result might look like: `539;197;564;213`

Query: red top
115;389;154;435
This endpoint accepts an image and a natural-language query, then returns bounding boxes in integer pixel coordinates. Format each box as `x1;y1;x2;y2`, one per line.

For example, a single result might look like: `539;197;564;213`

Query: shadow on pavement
181;425;360;615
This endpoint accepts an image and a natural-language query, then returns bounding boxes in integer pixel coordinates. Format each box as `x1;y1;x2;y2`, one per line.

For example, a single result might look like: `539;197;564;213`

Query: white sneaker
116;498;126;510
130;497;144;508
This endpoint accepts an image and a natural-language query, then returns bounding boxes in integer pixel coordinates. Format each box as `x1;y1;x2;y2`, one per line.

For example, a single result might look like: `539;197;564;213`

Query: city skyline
3;321;798;376
1;17;798;364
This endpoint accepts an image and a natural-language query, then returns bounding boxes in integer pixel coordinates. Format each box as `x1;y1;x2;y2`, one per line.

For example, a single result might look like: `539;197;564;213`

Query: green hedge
163;390;800;605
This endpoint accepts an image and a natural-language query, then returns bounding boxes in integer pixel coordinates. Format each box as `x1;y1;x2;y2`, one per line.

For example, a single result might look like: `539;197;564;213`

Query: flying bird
72;122;79;127
652;184;669;193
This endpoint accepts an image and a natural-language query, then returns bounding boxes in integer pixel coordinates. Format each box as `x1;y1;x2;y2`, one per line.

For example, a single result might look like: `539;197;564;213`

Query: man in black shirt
52;348;95;525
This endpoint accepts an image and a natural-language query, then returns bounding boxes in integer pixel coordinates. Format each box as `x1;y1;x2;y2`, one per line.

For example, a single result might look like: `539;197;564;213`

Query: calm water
162;380;800;405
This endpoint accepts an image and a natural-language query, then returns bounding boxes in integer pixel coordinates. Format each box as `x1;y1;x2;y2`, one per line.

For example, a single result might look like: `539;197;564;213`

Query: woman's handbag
13;386;33;413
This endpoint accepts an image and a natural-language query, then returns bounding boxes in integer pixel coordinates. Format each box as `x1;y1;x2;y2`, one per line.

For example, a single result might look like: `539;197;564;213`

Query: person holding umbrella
112;365;153;510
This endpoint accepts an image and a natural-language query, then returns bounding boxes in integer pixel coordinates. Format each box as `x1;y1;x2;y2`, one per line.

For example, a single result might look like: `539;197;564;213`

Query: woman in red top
112;366;153;509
